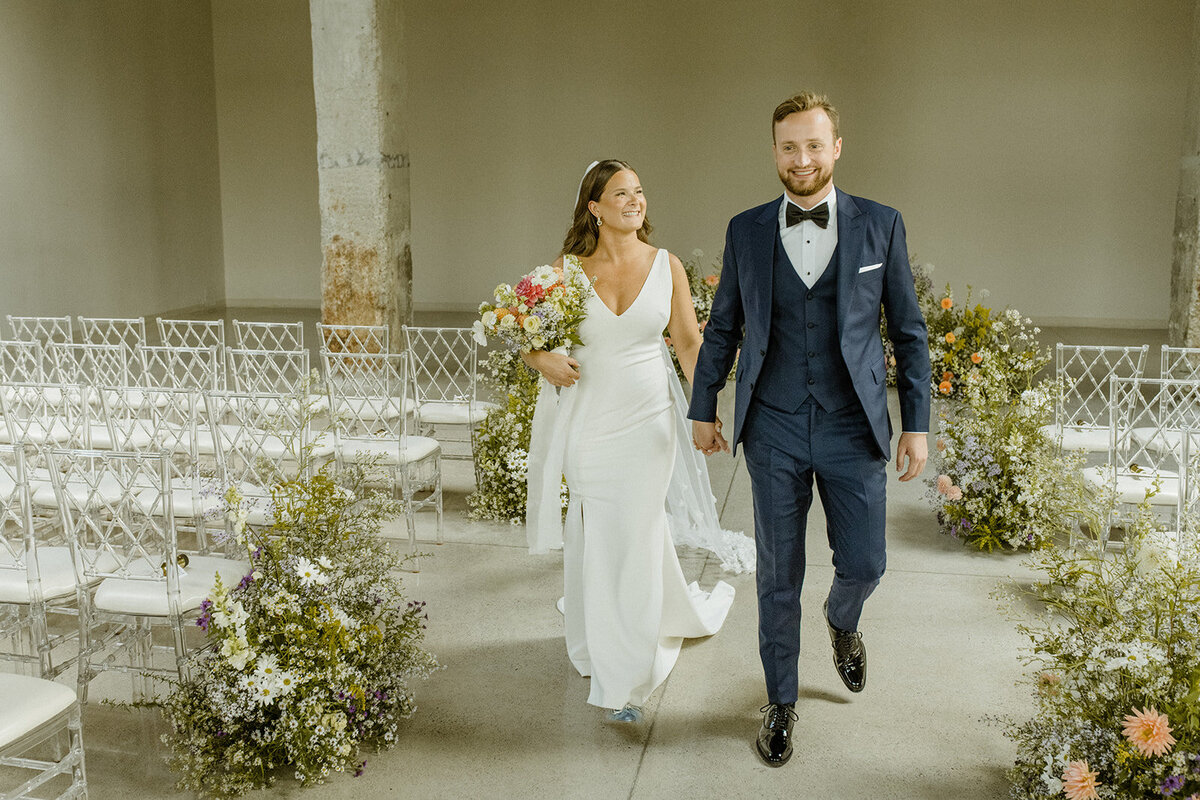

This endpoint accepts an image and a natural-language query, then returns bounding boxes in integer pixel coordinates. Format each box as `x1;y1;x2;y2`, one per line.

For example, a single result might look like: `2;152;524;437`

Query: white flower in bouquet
294;556;329;587
476;261;593;353
221;634;253;671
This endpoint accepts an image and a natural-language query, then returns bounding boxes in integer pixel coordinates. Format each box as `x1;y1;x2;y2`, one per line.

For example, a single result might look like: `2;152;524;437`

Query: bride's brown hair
561;159;654;257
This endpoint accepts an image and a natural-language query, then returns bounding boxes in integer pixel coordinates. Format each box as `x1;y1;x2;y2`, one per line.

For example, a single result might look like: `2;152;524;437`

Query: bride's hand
522;350;581;387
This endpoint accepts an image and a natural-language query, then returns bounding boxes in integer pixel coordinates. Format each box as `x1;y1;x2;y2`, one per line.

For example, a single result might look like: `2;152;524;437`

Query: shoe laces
832;630;864;666
759;703;797;730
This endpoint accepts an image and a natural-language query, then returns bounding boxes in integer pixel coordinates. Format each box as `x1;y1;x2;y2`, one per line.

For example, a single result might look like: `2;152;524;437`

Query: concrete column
310;0;411;341
1169;0;1200;346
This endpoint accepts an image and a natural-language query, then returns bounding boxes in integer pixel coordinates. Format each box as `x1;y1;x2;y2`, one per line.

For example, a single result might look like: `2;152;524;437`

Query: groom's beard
778;166;832;200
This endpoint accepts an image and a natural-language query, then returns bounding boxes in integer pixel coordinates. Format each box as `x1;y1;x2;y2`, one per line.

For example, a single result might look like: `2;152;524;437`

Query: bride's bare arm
665;252;704;386
520;255;580;387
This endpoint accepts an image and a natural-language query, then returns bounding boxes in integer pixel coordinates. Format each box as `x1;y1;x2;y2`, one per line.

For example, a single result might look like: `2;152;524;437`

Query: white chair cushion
1131;426;1200;455
1081;465;1180;505
1045;424;1111;452
0;673;75;749
2;386;64;405
418;400;499;425
0;546;119;603
88;420;156;450
30;473;129;509
334;435;440;466
135;487;225;519
196;424;334;460
0;419;75;446
93;555;247;616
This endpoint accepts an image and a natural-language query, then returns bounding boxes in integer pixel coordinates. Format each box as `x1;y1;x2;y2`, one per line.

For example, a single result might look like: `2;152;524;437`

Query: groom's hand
692;418;730;456
895;432;928;482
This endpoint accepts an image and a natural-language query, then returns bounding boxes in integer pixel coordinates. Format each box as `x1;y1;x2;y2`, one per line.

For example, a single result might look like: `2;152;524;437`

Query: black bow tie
786;202;829;229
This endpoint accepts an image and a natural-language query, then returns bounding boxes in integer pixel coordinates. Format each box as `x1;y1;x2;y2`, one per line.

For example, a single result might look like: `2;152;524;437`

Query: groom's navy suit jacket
688;189;931;458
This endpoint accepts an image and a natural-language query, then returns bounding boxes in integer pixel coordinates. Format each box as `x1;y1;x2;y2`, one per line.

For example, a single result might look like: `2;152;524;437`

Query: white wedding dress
528;248;739;710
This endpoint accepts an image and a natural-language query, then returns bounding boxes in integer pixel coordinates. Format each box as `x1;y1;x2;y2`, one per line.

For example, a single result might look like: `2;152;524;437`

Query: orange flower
516;314;527;326
663;336;673;346
935;438;946;451
1122;707;1176;757
704;274;720;287
936;475;952;495
1062;761;1100;800
940;297;953;310
971;351;982;364
942;370;953;382
494;308;509;320
944;332;956;344
938;380;953;395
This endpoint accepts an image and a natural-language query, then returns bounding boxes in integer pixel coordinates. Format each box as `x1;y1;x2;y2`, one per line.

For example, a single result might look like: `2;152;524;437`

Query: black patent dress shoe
755;702;797;767
824;600;867;693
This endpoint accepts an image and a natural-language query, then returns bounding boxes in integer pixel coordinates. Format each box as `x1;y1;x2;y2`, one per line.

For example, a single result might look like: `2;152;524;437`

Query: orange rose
942;370;953;381
945;332;956;344
516;313;527;326
938;380;953;395
704;274;720;286
494;308;509;320
971;351;982;364
940;297;953;310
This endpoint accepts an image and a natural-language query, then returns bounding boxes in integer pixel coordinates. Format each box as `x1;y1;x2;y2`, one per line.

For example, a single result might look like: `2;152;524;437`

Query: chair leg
435;470;444;546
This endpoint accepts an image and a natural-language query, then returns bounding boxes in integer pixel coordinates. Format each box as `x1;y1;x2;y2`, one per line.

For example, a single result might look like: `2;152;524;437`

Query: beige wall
0;0;224;321
400;0;1192;326
211;0;321;307
3;2;1189;327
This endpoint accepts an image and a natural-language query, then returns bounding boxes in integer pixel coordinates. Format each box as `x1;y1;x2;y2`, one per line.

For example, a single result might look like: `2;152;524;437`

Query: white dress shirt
778;186;837;288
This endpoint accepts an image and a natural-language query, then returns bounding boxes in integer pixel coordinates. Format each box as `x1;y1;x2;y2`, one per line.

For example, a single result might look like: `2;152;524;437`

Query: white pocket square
858;262;883;274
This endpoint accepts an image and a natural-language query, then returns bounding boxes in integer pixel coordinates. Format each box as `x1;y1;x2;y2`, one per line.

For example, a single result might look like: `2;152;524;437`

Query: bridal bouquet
473;262;592;353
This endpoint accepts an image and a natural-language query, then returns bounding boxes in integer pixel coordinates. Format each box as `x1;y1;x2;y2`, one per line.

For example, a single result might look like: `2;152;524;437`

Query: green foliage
466;350;540;523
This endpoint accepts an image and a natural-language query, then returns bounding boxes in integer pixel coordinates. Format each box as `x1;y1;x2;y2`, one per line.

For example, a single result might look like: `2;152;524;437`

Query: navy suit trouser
741;395;888;705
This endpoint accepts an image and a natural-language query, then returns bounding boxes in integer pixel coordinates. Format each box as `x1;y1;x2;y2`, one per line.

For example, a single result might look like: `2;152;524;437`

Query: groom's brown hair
772;91;840;141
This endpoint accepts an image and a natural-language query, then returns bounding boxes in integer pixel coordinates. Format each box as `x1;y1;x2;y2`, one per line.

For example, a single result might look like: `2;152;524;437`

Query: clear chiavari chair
226;346;326;414
231;319;304;352
1081;376;1200;549
323;351;441;563
0;444;94;681
402;326;497;478
77;316;146;357
1044;343;1150;459
49;448;244;702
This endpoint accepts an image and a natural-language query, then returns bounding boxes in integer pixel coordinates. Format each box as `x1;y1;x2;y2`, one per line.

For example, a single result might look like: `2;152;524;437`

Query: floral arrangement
473;262;592;353
927;349;1075;551
925;285;1045;401
153;464;437;798
1005;501;1200;798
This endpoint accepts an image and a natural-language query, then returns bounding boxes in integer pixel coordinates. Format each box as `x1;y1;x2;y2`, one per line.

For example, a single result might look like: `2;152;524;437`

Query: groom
689;91;930;767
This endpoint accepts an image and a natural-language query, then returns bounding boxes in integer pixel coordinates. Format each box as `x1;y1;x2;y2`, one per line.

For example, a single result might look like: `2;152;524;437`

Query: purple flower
1158;774;1184;795
354;761;366;778
196;598;213;630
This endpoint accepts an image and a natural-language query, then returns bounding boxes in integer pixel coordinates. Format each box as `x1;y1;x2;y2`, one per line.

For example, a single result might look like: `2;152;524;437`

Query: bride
523;159;745;722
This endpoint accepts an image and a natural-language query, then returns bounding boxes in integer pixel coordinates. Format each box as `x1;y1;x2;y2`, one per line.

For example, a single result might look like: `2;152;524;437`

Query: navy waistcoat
755;234;858;414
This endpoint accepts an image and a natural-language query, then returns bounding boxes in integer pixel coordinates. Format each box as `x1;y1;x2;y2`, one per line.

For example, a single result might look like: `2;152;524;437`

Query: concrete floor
66;384;1046;800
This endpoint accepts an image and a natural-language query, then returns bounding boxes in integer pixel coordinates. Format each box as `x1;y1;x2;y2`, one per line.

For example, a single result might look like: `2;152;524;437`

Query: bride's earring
595;216;603;227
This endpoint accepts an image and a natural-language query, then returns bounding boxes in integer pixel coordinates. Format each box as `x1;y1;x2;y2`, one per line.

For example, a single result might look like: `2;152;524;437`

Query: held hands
895;431;928;482
523;349;580;387
692;417;729;456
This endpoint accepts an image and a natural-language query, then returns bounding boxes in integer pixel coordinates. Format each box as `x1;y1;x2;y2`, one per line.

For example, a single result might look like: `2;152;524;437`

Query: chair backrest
0;340;47;384
402;325;478;406
323;350;409;441
77;316;145;358
139;345;220;391
49;342;131;389
1160;345;1200;382
1056;343;1149;430
0;380;93;450
1108;376;1200;470
232;319;304;352
157;319;228;388
204;391;312;493
6;315;72;345
318;322;389;355
47;449;185;606
227;347;310;396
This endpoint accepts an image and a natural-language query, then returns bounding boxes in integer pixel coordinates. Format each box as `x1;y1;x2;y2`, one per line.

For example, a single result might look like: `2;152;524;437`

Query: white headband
577;160;601;206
